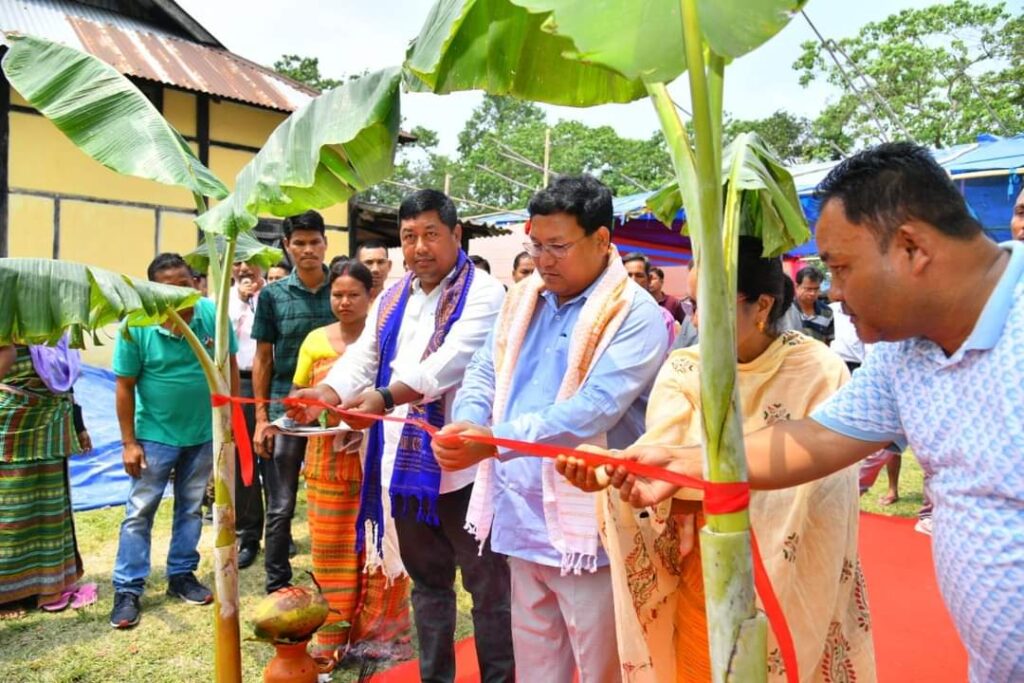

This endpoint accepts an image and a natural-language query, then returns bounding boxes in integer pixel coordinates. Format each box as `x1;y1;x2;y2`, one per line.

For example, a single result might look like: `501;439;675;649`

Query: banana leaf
197;67;402;238
406;0;807;98
646;133;810;257
2;34;227;200
185;232;283;274
404;0;647;105
0;258;200;348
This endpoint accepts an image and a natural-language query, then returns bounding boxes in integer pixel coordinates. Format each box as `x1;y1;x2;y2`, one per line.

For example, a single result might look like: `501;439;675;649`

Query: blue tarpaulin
70;365;133;511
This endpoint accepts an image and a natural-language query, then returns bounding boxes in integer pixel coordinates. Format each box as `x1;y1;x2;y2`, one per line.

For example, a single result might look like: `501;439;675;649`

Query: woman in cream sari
563;237;875;683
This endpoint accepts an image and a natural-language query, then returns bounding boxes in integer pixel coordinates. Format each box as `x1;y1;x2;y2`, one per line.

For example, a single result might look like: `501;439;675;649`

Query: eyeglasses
522;237;584;260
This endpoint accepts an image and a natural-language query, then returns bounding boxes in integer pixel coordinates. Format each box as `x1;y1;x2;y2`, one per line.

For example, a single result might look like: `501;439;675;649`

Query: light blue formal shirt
453;277;669;568
813;241;1024;683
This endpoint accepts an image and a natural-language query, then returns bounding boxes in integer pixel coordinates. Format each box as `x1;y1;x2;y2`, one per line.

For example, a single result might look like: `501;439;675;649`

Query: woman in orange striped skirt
292;260;412;664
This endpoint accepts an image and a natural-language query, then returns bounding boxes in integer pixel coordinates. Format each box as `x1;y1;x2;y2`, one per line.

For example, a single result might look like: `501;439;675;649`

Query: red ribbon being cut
211;393;798;682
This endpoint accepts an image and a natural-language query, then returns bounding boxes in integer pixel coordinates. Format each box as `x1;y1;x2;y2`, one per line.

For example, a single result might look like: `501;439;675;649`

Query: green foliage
185;232;284;274
647;133;810;257
2;35;227;200
795;0;1024;149
198;67;402;236
272;54;347;91
0;258;200;348
363;95;673;212
724;110;814;164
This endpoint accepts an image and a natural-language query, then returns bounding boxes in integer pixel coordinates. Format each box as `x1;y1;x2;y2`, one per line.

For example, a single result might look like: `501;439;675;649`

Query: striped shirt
252;267;335;419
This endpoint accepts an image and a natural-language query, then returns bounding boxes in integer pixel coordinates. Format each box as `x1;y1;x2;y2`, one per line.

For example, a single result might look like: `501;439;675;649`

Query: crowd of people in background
1;142;1021;683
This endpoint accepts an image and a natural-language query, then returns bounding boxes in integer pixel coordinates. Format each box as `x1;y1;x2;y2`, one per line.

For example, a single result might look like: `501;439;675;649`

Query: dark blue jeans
112;440;212;595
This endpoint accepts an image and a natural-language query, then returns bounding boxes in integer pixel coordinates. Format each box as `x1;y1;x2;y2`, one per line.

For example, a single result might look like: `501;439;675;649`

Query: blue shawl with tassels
356;251;475;557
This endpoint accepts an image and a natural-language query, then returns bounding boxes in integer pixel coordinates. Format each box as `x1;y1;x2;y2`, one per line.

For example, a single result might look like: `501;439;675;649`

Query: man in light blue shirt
434;176;667;682
614;143;1024;683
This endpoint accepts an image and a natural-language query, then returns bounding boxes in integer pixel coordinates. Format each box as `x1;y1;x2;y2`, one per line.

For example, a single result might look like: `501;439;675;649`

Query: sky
176;0;1012;155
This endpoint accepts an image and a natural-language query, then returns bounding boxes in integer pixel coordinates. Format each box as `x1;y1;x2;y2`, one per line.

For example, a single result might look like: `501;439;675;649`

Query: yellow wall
8;194;54;258
210;100;284;148
59;200;155;278
9;112;195;209
163;89;196;138
160;211;200;255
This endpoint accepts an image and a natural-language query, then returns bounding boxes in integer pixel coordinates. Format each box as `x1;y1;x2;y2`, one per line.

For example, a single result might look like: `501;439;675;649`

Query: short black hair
398;189;458;230
356;239;389;259
795;266;824;285
469;255;491;273
650;266;665;280
329;255;350;268
512;251;532;270
147;253;190;282
815;142;982;250
736;236;793;335
622;251;650;274
528;174;614;236
328;259;373;293
270;261;292;274
282;210;325;238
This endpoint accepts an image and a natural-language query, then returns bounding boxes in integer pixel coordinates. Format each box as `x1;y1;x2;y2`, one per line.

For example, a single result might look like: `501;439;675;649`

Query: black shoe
238;544;259;570
166;572;213;605
288;540;298;558
110;592;141;629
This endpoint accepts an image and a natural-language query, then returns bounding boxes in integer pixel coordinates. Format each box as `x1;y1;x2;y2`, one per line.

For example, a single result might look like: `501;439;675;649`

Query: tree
272;54;341;91
724;110;814;164
795;0;1024;149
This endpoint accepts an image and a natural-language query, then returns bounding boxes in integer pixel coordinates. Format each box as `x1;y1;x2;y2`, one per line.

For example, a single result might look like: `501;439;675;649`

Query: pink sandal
39;588;75;612
70;583;98;609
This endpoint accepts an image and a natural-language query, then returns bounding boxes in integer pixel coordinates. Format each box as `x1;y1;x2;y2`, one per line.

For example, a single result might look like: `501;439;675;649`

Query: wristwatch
375;386;396;412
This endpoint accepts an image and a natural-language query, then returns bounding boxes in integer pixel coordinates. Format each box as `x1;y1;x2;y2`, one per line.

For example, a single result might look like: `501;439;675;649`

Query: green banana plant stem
644;0;766;680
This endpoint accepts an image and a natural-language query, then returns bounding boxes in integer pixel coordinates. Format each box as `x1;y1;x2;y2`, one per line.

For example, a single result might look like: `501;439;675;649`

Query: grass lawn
1;453;925;682
0;489;474;683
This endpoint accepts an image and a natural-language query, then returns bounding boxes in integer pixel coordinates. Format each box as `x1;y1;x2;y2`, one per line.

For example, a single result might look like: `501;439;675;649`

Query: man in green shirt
252;210;335;592
109;253;239;630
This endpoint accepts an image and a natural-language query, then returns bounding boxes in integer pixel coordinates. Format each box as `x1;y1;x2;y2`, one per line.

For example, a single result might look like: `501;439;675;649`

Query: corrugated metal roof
0;0;316;112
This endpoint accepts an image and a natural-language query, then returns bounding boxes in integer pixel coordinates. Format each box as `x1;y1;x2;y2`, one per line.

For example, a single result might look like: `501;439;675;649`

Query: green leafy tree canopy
795;0;1024;150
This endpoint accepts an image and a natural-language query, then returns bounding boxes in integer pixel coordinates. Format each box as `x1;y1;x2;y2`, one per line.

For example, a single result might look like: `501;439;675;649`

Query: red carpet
372;513;966;682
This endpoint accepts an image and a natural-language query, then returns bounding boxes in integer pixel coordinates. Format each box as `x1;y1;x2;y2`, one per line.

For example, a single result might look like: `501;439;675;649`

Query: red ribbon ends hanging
211;394;253;486
209;393;798;683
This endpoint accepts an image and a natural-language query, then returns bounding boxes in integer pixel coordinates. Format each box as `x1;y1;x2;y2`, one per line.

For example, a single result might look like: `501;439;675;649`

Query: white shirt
323;265;506;494
228;286;258;371
828;301;871;364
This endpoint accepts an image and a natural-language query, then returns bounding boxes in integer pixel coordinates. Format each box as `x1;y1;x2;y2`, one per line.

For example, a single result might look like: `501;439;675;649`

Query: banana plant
405;1;808;678
1;34;401;682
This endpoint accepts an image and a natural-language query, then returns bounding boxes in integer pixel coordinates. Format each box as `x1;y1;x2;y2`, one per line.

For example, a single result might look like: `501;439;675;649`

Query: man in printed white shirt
228;262;265;569
612;143;1024;683
291;190;513;683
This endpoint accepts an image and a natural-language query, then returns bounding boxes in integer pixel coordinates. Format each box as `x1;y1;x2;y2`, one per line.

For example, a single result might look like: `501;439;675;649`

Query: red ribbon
211;393;797;682
211;394;253;486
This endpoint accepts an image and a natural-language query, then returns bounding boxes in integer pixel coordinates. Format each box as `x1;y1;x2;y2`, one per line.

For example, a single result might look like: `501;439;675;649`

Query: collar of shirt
410;262;460;295
286;265;329;294
538;270;604;311
917;240;1023;365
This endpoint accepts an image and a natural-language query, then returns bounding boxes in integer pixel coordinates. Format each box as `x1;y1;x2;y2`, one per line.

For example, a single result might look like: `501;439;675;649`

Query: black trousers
235;375;266;550
262;433;306;593
395;484;515;683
